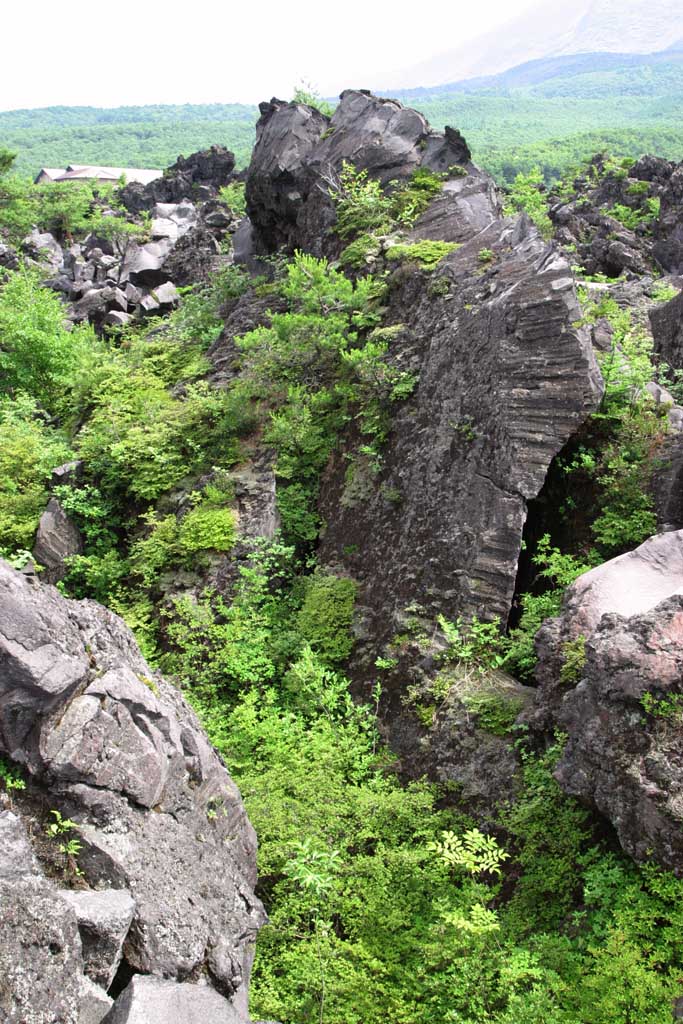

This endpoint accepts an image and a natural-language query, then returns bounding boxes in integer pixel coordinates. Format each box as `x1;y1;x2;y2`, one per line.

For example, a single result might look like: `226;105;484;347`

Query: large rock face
651;286;683;368
318;216;603;681
0;811;86;1024
245;90;481;256
0;560;265;1022
529;531;683;870
654;162;683;272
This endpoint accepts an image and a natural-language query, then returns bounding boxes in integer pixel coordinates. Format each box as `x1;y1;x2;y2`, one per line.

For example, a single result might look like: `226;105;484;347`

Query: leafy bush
0;269;100;416
296;572;357;665
386;240;459;269
0;395;72;552
503;168;553;239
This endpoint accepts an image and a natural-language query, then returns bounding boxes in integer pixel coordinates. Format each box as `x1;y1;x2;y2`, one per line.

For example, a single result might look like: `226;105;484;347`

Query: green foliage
385;240;459;269
292;83;335;118
45;809;83;874
429;828;509;877
0;269;100;416
0;395;72;553
0;148;16;175
640;691;683;721
389;167;446;225
504;168;553;238
0;756;25;793
651;281;678;304
559;635;587;685
607;198;659;231
504;537;594;681
439;614;506;672
296;572;357;666
478;247;494;263
330;162;394;239
218;181;247;217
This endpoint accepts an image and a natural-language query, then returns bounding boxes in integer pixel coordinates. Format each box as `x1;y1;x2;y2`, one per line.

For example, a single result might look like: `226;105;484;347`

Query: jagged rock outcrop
549;153;669;278
651;286;683;368
529;531;683;869
318;216;603;682
0;560;265;1022
120;146;237;214
246;89;482;256
654;162;683;272
32;496;83;583
0;811;91;1024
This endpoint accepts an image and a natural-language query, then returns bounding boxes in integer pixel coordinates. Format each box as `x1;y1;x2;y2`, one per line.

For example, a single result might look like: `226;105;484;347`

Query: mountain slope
387;0;683;89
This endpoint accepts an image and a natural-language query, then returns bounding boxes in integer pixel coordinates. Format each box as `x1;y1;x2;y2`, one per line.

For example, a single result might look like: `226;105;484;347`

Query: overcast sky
1;0;541;111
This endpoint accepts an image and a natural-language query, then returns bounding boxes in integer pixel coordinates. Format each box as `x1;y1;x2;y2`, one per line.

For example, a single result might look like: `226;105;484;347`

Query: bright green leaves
503;167;553;239
0;269;99;417
296;572;357;666
0;395;72;553
233;252;408;548
429;828;509;877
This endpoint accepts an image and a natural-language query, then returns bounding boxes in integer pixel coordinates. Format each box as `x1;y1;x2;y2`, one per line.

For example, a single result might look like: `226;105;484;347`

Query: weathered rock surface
61;889;136;990
246;89;480;256
529;531;683;869
318;217;603;685
651;286;683;368
654;162;683;272
0;811;85;1024
102;976;242;1024
32;496;83;582
120;146;236;214
0;559;265;1020
31;149;240;330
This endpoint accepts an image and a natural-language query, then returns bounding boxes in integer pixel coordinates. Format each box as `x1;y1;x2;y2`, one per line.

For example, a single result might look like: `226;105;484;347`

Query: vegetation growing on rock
2;89;683;1024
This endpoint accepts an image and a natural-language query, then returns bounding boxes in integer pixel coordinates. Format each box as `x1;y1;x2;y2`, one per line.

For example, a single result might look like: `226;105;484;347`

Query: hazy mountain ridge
387;0;683;89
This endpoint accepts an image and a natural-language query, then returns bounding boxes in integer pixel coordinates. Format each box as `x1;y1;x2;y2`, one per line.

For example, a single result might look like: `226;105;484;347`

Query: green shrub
178;504;237;554
296;572;357;665
0;269;100;417
386;240;459;269
503;168;553;239
0;395;72;552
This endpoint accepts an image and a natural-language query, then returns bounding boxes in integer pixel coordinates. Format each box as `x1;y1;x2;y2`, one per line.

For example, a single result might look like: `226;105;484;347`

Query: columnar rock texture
651;287;683;369
528;531;683;870
245;89;486;257
0;559;265;1022
317;215;603;676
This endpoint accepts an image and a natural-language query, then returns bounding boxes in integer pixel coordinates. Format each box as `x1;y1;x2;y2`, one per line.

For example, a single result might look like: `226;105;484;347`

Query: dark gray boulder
651;287;683;368
123;239;175;286
21;229;63;272
32;496;83;583
0;560;265;1019
120;147;236;214
245;89;480;256
0;241;18;270
556;597;683;870
654;163;683;272
409;171;501;244
528;530;683;870
245;97;329;254
103;976;242;1024
161;225;221;286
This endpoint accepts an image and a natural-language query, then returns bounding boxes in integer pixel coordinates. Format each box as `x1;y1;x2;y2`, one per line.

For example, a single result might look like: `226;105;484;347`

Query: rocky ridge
5;85;683;1019
0;559;264;1023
